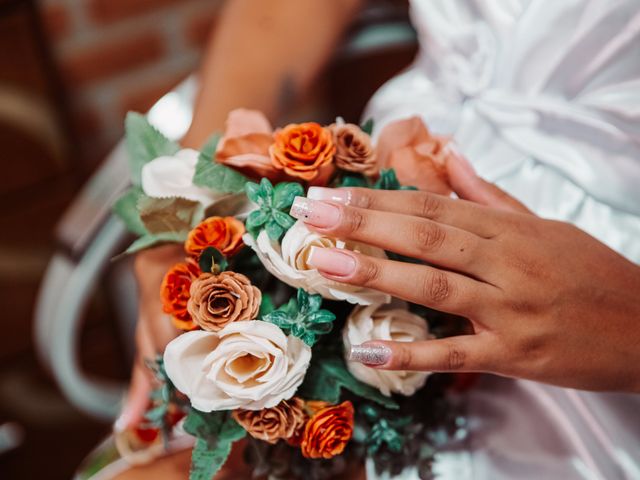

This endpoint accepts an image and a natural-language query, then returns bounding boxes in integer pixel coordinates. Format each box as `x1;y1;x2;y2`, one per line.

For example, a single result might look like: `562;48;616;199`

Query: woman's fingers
307;248;498;318
348;333;496;373
307;186;503;238
291;197;499;279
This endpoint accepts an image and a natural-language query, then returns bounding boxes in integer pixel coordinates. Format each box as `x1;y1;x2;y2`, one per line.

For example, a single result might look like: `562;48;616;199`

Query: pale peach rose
376;116;452;194
215;109;281;181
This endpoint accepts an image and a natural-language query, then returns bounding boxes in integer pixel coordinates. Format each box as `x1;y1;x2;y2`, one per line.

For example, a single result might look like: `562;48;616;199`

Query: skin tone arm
289;151;640;393
116;0;363;432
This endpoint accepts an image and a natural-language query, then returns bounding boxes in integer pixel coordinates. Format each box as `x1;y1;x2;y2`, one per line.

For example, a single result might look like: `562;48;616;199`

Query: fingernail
307;247;356;276
290;197;341;228
348;344;391;366
307;187;351;205
446;142;476;178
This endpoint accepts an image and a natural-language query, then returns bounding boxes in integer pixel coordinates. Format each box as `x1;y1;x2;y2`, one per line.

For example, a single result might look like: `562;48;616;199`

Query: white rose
164;320;311;411
343;304;432;396
243;220;390;305
141;148;219;205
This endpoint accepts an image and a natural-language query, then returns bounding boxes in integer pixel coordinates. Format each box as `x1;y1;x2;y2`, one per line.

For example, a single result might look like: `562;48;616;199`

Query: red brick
88;0;186;24
40;4;71;41
61;31;165;86
119;69;190;116
185;10;218;48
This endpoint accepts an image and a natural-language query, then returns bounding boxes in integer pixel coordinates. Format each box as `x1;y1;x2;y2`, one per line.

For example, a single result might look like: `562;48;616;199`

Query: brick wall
38;0;223;168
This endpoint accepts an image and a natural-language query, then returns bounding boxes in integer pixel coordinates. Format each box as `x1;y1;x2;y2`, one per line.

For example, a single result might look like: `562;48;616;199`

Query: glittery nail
348;344;391;366
289;197;341;227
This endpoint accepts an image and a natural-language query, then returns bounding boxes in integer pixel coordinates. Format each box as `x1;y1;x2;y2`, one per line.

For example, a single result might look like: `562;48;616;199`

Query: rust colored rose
270;122;335;181
300;401;354;459
185;216;245;259
160;260;201;331
330;123;377;176
376;116;452;194
233;397;307;445
187;271;261;331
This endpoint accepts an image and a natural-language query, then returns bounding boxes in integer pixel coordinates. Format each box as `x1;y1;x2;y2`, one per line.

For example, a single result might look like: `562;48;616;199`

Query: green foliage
360;118;375;136
336;173;369;188
125;112;180;185
198;246;228;274
299;356;399;410
245;178;303;242
193;134;251;194
113;187;148;236
124;231;187;255
138;196;204;234
258;293;275;317
374;169;418;191
262;289;335;346
360;404;412;454
183;410;246;480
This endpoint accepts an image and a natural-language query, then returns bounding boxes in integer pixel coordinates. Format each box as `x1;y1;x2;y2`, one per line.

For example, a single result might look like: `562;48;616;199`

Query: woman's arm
182;0;363;148
289;151;640;393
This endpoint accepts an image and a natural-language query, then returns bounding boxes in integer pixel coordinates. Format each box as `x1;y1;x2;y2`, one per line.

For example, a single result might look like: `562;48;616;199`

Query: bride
106;1;640;478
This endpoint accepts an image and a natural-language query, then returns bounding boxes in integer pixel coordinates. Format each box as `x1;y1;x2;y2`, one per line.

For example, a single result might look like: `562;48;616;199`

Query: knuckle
342;207;367;235
412;221;446;252
446;343;466;370
395;345;414;370
421;270;453;305
353;257;382;287
418;193;443;219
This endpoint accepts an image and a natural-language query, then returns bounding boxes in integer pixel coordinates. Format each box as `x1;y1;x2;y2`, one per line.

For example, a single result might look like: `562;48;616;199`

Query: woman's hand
115;245;184;432
289;157;640;393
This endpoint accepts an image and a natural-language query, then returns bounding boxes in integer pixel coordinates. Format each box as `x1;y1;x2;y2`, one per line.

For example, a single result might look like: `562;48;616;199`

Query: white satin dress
364;1;640;479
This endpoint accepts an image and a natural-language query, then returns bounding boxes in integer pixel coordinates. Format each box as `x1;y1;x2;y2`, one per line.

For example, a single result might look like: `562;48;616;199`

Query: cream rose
243;220;390;305
343;304;432;396
141;148;219;205
164;320;311;411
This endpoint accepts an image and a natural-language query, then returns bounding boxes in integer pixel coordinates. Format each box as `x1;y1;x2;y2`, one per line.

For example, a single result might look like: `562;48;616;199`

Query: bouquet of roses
112;109;468;479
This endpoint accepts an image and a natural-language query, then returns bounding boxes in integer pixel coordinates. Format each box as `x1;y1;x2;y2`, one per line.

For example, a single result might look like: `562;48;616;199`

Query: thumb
445;144;531;214
348;335;493;373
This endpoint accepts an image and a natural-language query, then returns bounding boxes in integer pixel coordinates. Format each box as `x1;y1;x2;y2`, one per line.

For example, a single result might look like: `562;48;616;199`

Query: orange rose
185;216;245;259
300;401;354;459
160;260;201;331
376;116;452;194
270;122;335;181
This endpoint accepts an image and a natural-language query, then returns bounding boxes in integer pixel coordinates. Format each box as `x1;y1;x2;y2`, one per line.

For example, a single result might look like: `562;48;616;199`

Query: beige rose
330;122;377;176
375;116;452;194
232;397;307;444
187;271;260;331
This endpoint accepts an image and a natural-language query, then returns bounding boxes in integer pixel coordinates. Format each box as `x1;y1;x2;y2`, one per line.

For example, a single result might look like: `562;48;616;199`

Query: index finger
307;187;505;238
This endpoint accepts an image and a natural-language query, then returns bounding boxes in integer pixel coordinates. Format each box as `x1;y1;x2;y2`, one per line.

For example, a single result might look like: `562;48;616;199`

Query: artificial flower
343;304;432;396
216;108;282;181
164;321;311;411
232;397;307;445
243;220;390;305
141;148;220;205
330;122;377;176
187;271;260;332
300;401;354;459
270;122;335;181
185;216;245;258
375;116;452;194
160;260;202;331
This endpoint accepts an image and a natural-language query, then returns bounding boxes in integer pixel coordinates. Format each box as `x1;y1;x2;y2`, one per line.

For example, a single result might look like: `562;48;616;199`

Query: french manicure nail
290;197;341;228
348;344;391;366
307;247;356;276
307;187;351;205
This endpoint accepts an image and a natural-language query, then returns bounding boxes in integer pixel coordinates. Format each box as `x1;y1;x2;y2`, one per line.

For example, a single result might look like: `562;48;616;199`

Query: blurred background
0;0;415;477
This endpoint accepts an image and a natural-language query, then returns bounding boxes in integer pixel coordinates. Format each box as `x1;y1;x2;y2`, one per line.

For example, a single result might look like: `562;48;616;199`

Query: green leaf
244;182;262;205
189;438;232;480
112;187;148;236
199;247;228;273
299;357;399;410
144;405;167;423
124;231;187;255
138;196;204;234
193;136;250;194
125;112;179;185
307;311;335;324
337;174;369;188
258;177;274;199
258;294;275;318
198;133;221;166
272;182;304;210
262;309;292;329
374;168;418;191
265;219;284;241
246;209;270;230
360;118;374;136
271;210;295;229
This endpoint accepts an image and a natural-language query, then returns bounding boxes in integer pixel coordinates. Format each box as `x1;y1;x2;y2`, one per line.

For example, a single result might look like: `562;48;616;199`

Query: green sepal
125;112;179;185
198;246;228;274
244;178;302;242
299;357;399;410
360;118;375;136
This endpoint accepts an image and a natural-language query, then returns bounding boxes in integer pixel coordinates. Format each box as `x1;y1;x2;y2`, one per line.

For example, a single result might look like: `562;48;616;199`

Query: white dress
364;1;640;479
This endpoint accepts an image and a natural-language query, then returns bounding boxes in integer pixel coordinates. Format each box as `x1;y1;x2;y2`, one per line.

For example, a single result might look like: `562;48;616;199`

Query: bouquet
112;109;469;479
